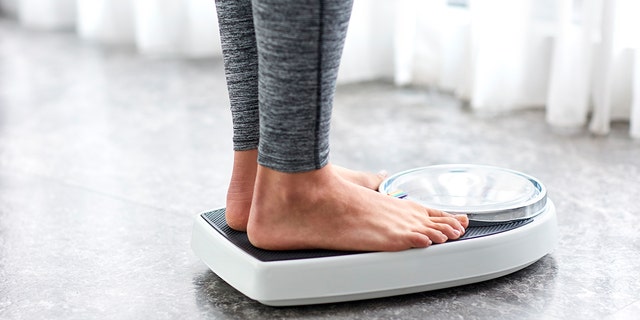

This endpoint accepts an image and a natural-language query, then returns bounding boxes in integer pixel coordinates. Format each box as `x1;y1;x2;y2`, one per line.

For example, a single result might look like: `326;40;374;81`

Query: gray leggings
215;0;353;173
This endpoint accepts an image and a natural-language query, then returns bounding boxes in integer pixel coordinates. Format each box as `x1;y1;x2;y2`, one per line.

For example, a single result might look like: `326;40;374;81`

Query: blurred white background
1;0;639;138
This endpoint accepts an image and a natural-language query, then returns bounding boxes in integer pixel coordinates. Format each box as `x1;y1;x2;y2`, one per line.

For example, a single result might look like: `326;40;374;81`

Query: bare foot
247;163;469;251
225;150;388;231
225;150;258;231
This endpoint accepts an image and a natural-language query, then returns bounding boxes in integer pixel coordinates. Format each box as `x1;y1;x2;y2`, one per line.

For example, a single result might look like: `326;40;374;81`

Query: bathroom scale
191;164;558;306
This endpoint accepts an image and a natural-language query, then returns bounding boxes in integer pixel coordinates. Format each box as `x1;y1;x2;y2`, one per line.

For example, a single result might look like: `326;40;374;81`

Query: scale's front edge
191;201;558;306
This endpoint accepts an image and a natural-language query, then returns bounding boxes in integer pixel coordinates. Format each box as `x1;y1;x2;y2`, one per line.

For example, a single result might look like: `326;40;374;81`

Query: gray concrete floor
1;19;639;320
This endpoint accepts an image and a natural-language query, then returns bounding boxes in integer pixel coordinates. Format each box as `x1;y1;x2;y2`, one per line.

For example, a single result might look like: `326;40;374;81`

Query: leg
215;0;259;230
253;0;345;172
216;0;387;230
216;0;259;151
247;0;468;251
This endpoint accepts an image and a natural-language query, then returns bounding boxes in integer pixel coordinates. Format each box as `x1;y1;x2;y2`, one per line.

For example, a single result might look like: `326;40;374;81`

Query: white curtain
2;0;639;138
394;0;640;137
0;0;222;57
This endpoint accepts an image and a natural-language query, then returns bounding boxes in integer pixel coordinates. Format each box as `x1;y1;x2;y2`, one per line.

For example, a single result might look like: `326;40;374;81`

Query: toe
423;229;448;244
409;232;432;248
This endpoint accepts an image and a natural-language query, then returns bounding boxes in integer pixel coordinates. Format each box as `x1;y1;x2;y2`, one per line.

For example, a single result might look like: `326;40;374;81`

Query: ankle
253;165;335;204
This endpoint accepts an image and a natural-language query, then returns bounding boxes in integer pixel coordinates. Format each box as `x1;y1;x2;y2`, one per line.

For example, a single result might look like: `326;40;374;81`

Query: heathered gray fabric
216;0;353;172
215;0;260;151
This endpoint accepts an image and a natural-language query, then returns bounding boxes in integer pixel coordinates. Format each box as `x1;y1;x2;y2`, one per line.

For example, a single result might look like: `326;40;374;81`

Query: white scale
191;164;558;306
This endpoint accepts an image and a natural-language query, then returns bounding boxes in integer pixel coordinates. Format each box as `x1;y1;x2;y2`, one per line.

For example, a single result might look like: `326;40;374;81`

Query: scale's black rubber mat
201;208;533;262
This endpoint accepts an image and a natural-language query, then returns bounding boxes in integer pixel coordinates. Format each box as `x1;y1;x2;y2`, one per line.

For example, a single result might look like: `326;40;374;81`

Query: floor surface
1;19;639;319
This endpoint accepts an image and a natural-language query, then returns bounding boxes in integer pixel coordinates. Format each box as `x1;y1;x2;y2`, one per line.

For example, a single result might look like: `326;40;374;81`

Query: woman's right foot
247;163;468;252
